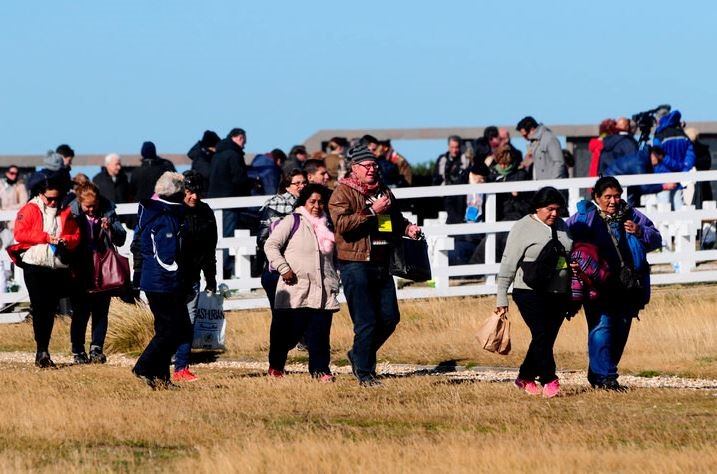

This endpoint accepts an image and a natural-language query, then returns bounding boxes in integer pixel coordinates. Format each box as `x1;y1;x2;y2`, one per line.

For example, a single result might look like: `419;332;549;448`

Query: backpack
267;213;301;274
520;226;568;291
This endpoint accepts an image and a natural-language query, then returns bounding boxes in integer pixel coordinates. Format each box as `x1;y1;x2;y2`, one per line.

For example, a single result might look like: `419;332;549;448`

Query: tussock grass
104;299;155;355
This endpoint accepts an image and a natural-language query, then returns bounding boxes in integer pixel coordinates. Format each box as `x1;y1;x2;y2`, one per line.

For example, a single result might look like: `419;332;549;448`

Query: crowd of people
0;109;701;392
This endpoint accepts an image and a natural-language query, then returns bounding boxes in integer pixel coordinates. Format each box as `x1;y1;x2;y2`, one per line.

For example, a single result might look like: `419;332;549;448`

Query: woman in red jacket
588;119;617;177
7;176;80;368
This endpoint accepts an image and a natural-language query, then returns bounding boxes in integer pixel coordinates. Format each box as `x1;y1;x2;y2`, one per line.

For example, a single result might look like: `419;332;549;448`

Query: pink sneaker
267;367;284;378
172;367;198;382
514;377;541;395
318;373;335;383
542;379;560;398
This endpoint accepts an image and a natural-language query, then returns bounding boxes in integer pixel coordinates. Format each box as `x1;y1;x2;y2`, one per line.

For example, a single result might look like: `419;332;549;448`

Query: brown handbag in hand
88;229;130;295
476;311;511;355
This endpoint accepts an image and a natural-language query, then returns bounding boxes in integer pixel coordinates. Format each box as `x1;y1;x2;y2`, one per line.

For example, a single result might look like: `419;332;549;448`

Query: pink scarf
339;175;380;196
296;207;335;255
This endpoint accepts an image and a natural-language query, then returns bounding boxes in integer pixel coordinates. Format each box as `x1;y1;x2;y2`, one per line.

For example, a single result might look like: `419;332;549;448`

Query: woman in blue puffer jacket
131;172;190;389
567;177;662;391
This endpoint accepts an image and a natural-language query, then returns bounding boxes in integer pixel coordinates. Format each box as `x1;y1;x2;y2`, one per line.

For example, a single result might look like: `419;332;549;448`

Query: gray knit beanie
43;150;63;171
347;145;376;164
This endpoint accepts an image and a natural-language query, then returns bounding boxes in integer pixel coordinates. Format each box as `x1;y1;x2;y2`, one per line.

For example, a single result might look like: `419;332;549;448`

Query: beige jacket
264;213;340;311
0;180;28;212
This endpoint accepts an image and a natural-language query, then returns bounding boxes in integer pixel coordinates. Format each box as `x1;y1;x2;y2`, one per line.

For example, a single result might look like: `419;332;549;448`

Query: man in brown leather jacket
329;145;421;386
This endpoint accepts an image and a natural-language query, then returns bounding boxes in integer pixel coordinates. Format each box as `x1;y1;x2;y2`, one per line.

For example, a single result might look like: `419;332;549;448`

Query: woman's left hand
405;224;422;239
624;220;641;236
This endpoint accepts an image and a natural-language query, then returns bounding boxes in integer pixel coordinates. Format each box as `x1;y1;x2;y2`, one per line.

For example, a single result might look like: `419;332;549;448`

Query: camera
631;104;671;145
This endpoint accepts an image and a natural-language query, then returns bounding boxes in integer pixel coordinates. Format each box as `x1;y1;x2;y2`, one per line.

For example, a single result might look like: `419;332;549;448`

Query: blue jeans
657;188;684;210
339;261;400;380
585;307;633;385
174;282;200;371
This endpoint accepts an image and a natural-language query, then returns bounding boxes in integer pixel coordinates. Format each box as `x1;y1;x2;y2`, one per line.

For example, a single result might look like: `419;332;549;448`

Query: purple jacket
567;200;662;312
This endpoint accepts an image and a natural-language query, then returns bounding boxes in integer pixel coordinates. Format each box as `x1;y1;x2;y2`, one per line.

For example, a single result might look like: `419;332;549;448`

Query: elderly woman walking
131;172;191;389
496;187;573;398
567;176;661;391
264;183;339;381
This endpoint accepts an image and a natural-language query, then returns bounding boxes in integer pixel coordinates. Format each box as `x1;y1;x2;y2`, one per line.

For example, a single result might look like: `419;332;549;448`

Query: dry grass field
0;285;715;472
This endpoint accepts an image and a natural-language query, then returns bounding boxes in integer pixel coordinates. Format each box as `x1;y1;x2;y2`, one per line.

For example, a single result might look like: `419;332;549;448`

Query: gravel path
1;351;715;390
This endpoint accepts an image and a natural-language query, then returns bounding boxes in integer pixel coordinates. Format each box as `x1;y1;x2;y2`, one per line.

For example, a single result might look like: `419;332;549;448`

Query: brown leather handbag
88;229;130;295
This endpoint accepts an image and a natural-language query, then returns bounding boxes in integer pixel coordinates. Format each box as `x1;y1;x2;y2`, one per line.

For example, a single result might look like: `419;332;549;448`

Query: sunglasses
6;171;18;176
43;195;59;203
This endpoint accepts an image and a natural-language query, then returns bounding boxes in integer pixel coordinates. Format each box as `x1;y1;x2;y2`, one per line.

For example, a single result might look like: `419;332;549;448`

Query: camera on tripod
632;104;671;145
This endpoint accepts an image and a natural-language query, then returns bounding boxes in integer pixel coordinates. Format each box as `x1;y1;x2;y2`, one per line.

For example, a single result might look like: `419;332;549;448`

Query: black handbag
521;227;567;291
390;236;432;282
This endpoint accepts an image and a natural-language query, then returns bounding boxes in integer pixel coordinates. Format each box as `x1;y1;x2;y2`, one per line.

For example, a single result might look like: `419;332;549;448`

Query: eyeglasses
290;180;307;187
355;163;378;171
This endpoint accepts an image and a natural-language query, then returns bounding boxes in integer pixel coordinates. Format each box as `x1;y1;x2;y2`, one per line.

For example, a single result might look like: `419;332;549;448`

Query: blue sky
1;0;715;164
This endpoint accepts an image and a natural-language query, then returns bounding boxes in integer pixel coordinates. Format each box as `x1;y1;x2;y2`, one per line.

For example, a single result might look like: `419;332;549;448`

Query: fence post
484;193;496;285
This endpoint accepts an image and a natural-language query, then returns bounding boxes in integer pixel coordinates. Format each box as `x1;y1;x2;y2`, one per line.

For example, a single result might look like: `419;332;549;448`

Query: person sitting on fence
172;171;218;383
0;164;29;251
652;110;696;210
7;175;81;368
131;172;191;390
329;145;421;386
67;182;126;365
264;183;338;381
566;176;662;391
495;187;573;398
604;146;664;207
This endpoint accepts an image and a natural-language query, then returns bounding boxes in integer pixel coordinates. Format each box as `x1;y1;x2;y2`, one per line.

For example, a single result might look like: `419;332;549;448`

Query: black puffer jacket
188;141;214;183
207;138;251;198
130;158;176;202
182;201;218;292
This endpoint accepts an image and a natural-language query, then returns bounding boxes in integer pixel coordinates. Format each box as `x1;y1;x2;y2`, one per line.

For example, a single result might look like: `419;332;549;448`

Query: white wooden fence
1;170;716;312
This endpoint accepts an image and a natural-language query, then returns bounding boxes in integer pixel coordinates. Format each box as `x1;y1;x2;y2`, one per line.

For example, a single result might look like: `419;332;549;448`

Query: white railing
1;169;716;311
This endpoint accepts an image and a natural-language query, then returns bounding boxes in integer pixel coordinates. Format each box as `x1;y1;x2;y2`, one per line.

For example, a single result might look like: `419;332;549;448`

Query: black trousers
268;308;333;376
133;291;192;381
23;265;71;354
512;289;566;384
70;292;111;354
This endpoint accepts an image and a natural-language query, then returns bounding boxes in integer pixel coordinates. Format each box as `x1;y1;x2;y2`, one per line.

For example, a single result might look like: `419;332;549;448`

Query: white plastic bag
192;291;226;350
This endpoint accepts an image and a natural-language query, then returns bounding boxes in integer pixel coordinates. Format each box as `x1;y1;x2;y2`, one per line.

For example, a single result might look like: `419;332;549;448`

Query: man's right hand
371;195;391;214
